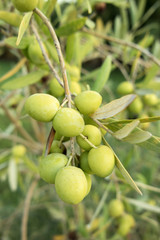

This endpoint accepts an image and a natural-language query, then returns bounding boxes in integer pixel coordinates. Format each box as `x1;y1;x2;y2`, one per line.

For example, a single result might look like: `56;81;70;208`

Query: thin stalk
34;8;71;107
82;28;160;67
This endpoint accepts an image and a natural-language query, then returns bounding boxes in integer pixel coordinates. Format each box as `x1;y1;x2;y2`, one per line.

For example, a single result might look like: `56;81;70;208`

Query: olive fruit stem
79;134;97;149
30;21;63;88
66;156;73;166
91;118;113;135
34;8;72;108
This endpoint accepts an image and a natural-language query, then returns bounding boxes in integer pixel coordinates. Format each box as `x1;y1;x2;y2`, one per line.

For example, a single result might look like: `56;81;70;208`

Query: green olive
117;82;134;95
143;94;159;106
70;81;81;95
128;97;143;115
50;140;65;154
49;78;64;98
55;166;88;204
76;125;102;151
84;172;92;195
12;145;26;158
88;145;115;177
74;90;102;115
118;214;135;236
25;93;60;122
79;151;94;174
53;108;84;137
108;199;124;218
12;0;38;12
39;153;68;184
28;41;47;65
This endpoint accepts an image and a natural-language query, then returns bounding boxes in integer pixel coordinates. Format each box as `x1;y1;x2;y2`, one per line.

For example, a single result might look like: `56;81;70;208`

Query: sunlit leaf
113;120;140;139
0;70;47;89
0;11;22;27
125;197;160;213
92;94;136;119
102;137;142;195
123;128;152;144
5;36;33;49
93;55;112;93
43;0;57;17
16;12;33;46
56;17;87;37
8;159;17;192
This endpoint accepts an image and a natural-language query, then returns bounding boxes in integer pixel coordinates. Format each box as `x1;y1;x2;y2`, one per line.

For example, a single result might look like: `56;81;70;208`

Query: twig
79;134;97;149
44;127;55;156
82;28;160;67
34;8;72;107
91;118;113;135
1;104;39;144
30;21;63;88
21;179;38;240
0;133;42;153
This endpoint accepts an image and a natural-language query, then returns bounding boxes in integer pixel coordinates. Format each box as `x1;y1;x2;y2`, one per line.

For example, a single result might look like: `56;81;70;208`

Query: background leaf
16;12;33;46
92;94;136;119
102;137;142;195
8;159;17;192
0;70;47;90
56;18;87;37
93;55;112;92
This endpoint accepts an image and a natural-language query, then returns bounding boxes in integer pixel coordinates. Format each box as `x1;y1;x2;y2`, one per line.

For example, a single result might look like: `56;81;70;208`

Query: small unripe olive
143;94;158;106
74;90;102;115
12;0;38;12
50;140;65;154
84;172;92;195
55;166;88;204
76;125;102;151
140;113;150;130
108;199;124;218
49;78;64;98
70;81;81;95
88;145;115;177
117;82;134;95
128;97;143;115
84;115;106;136
28;41;47;65
39;153;68;184
25;93;59;122
118;214;135;236
79;151;94;174
53;108;84;137
12;145;26;158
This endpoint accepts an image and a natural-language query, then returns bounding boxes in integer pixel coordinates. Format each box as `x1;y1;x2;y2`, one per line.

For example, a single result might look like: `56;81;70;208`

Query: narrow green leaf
129;0;138;26
43;0;57;17
5;36;33;49
124;197;160;214
123;128;152;144
86;0;92;14
102;137;142;195
0;11;23;27
92;94;136;119
56;18;87;37
93;55;112;93
136;64;159;88
114;16;121;38
137;0;146;20
8;159;17;191
113;120;140;139
138;135;160;153
0;70;47;90
16;12;33;46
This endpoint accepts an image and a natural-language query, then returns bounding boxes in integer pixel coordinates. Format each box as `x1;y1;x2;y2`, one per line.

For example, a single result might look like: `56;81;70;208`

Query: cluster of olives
109;199;135;236
25;90;116;204
117;81;159;129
